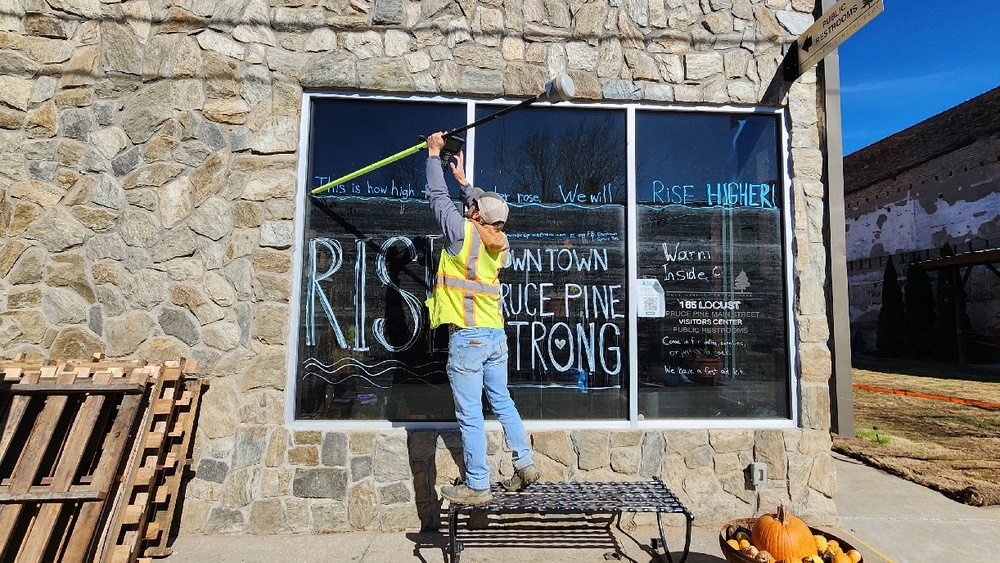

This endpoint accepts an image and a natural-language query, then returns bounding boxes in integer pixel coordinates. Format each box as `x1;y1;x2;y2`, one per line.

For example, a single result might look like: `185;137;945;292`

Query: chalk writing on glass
304;234;624;380
306;235;433;353
313;178;419;198
503;246;624;377
648;181;776;208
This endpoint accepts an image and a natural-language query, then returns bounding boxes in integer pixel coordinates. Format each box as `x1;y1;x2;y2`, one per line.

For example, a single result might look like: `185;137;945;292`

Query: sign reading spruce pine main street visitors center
792;0;884;78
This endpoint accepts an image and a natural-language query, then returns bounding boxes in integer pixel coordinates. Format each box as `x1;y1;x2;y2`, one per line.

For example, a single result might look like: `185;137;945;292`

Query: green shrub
904;261;935;356
876;258;907;355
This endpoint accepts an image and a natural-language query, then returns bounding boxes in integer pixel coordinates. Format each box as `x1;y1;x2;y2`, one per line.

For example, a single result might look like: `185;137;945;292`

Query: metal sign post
786;0;884;80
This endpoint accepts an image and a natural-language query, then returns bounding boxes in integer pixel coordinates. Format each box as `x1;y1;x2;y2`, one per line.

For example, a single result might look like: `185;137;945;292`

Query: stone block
312;501;349;532
380;503;421;531
293;467;348;499
682;466;721;500
222;466;260;508
684;445;714;469
572;429;609;470
798;430;832;456
434;447;463;485
640;431;665;477
348;480;379;530
800;383;831;430
610;446;641;474
159;306;200;346
260;468;292;498
295;431;322;445
720;470;755;505
709;429;753;453
754;429;786;480
177;499;212;535
233;425;268;469
807;454;836;498
485;429;503;455
285;498;311;533
104;312;154;357
24;207;89;252
243;348;287;392
204;507;245;533
378;482;411;505
407;431;435;461
657;453;687;494
713;451;750;476
666;429;709;456
248;498;287;534
351;455;373;481
289;446;319;466
196;458;229;484
374;433;411;482
531;430;575;466
322;432;349;467
787;453;812;504
610;430;643;447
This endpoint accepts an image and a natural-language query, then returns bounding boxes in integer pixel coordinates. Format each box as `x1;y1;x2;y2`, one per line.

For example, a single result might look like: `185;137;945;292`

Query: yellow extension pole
310;140;428;195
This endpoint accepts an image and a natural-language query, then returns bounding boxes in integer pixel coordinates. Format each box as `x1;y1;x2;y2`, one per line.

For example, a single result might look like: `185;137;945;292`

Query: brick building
844;85;1000;356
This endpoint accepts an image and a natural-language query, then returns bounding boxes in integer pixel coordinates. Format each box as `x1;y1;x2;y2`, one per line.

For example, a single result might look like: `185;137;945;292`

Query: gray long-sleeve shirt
426;155;474;256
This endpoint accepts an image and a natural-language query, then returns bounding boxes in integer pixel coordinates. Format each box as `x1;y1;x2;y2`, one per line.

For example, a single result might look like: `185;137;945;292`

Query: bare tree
498;115;626;203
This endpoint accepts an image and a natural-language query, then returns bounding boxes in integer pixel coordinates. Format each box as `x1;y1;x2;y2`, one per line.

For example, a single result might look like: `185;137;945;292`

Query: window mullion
626;105;639;426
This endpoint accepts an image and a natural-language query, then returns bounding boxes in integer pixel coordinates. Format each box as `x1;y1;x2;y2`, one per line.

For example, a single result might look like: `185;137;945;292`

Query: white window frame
287;91;797;431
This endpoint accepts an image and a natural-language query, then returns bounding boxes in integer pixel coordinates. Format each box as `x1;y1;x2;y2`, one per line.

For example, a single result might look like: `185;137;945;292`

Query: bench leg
655;511;692;563
448;506;461;563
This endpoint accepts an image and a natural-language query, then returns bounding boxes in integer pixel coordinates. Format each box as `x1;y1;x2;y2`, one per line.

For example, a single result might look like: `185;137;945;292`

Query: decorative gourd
750;506;819;561
831;553;853;563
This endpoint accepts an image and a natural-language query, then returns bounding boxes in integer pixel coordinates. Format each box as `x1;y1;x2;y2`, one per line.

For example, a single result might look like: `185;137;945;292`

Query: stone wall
0;0;837;533
183;426;836;533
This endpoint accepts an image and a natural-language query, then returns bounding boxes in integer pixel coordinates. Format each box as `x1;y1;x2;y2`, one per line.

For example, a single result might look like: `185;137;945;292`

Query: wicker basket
719;518;863;563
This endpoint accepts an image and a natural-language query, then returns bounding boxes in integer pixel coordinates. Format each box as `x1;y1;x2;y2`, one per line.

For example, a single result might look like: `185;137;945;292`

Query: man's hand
450;151;467;185
426;131;445;157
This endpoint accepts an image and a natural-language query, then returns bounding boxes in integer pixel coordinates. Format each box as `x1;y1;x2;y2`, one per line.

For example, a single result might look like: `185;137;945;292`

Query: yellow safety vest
426;221;506;329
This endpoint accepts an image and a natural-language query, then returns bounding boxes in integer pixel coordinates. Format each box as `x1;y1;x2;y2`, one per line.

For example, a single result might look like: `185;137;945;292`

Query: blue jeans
447;327;533;490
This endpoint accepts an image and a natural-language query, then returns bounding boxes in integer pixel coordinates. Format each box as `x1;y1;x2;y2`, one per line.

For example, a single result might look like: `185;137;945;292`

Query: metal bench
446;478;694;563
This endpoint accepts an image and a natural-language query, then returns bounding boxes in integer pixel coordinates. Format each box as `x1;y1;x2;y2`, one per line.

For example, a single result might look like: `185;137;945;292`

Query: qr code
641;296;658;315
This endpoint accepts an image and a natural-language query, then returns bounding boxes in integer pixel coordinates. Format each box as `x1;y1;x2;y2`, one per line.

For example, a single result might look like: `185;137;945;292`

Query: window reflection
634;111;790;419
473;106;626;205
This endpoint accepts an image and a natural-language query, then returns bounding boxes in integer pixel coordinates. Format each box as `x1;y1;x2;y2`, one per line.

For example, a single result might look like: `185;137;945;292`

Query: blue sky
837;0;1000;155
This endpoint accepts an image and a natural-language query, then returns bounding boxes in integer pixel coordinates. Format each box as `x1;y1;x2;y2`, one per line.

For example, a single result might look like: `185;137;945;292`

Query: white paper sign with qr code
637;278;665;317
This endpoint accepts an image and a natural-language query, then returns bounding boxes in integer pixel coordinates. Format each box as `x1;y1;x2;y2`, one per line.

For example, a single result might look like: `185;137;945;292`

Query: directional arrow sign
794;0;884;77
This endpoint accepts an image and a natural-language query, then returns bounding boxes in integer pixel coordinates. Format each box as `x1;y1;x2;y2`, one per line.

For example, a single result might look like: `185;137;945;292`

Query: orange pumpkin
750;505;819;561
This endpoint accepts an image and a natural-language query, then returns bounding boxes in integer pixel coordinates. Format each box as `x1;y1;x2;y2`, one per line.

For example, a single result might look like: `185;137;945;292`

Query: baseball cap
471;188;509;225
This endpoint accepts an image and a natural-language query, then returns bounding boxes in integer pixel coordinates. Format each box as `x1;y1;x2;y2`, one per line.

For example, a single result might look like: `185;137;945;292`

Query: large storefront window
293;94;791;424
634;113;790;419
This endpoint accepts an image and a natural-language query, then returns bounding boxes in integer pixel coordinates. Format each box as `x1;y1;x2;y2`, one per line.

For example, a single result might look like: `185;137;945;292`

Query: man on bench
423;132;540;506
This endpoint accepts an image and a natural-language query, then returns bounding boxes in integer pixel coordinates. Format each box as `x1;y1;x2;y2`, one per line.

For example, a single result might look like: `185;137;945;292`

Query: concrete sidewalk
163;453;998;562
833;452;997;562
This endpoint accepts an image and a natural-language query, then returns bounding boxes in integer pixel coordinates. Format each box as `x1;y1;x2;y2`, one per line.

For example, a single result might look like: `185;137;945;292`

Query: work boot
441;483;493;506
501;464;540;492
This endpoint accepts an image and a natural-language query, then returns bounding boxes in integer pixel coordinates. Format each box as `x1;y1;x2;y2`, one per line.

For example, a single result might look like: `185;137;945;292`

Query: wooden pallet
100;359;203;563
0;361;157;563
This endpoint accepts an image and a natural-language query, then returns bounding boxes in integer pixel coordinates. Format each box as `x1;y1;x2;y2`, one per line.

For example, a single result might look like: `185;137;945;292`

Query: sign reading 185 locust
793;0;884;77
